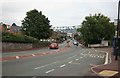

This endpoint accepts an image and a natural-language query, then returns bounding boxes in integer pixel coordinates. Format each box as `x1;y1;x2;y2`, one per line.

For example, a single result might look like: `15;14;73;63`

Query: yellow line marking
99;70;118;76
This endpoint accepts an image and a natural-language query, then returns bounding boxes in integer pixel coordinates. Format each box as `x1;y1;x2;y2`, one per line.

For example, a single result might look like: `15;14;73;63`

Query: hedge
2;32;39;43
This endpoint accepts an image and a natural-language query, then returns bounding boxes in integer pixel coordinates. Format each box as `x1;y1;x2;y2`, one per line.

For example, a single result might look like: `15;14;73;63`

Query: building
51;25;81;38
10;25;21;34
0;22;21;34
0;23;4;31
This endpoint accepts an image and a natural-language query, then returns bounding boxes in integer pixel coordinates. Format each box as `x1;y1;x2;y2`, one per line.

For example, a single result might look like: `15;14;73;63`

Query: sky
0;0;119;27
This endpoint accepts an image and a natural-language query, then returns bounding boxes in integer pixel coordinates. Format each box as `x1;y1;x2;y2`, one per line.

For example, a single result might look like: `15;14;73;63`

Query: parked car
49;43;59;49
73;41;79;46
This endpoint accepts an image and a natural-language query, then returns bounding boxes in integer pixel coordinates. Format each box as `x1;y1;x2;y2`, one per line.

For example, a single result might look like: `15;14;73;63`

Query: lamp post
115;0;120;60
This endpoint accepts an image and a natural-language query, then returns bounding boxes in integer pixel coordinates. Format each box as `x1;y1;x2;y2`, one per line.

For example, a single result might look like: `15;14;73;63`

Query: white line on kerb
16;56;19;59
60;64;66;68
104;52;108;64
109;55;112;63
32;54;35;56
45;69;55;74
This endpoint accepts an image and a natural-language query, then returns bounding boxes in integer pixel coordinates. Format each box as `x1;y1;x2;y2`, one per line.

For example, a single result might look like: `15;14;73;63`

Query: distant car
49;43;59;49
73;41;79;46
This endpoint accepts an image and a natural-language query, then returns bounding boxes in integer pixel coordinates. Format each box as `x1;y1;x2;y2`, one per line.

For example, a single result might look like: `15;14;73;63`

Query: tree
78;13;115;45
2;24;7;32
21;9;52;40
12;23;17;26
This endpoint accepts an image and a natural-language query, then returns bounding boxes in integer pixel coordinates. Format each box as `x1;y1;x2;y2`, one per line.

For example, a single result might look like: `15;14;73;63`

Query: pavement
91;47;120;78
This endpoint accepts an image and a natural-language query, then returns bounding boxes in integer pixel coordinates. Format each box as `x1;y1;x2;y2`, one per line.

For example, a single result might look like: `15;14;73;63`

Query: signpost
115;0;120;60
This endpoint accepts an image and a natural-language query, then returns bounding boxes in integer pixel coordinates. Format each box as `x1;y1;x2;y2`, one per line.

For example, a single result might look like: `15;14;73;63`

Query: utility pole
115;0;120;60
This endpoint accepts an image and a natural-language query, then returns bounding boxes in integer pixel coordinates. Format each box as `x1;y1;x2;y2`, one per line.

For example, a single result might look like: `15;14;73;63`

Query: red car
49;43;59;49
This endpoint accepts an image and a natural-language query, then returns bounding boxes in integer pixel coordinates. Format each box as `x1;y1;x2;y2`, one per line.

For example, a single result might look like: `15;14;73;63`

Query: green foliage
52;31;65;43
21;9;52;40
2;32;39;43
2;24;7;32
78;13;115;45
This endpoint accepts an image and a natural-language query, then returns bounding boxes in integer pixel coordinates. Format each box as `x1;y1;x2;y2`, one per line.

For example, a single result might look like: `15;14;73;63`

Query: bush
2;32;39;43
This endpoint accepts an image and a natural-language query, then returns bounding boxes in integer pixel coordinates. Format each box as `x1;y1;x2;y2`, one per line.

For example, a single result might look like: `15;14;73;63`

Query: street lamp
115;0;120;60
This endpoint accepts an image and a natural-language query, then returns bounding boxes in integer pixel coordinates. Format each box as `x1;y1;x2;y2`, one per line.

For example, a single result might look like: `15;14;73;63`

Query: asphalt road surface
2;41;106;76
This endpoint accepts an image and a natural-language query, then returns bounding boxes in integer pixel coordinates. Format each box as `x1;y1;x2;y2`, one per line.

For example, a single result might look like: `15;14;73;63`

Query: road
2;41;107;77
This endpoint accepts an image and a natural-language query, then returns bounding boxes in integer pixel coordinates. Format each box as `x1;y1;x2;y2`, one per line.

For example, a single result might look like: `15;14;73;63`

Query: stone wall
2;42;50;52
2;42;32;52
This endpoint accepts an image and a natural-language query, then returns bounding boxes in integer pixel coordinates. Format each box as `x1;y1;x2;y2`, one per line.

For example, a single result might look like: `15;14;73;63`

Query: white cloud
1;0;119;26
1;0;118;2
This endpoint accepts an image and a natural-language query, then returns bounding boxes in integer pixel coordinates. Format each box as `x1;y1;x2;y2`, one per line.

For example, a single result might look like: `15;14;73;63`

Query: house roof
11;25;21;32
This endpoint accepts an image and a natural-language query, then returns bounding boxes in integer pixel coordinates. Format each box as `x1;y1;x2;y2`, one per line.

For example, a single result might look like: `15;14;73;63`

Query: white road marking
102;55;105;58
34;62;57;69
89;54;92;57
16;56;19;59
60;64;66;68
80;53;83;55
66;55;77;59
75;59;79;61
71;63;81;65
45;69;55;74
93;48;109;64
83;55;86;57
80;52;85;55
80;57;83;59
99;55;104;58
98;56;100;58
68;61;72;63
90;64;96;67
35;55;77;69
82;50;85;53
